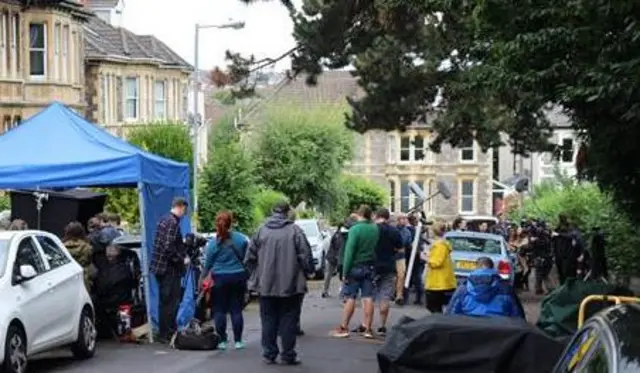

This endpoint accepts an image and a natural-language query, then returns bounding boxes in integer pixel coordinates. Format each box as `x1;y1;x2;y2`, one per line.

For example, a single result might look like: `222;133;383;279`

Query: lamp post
191;20;245;231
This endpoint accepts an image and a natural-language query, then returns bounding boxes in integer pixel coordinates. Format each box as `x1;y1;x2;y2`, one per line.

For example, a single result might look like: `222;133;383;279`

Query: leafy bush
0;193;10;211
97;124;193;225
326;175;387;224
198;117;257;234
253;188;289;222
512;182;640;279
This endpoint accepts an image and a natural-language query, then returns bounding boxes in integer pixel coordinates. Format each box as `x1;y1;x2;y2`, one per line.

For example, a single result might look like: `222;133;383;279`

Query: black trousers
425;289;454;314
156;273;182;339
260;295;303;362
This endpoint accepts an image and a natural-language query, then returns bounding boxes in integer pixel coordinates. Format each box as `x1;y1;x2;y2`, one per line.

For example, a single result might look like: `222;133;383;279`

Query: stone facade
0;0;90;133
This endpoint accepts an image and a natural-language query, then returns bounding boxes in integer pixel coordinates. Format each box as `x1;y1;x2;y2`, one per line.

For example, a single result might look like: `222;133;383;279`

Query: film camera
184;233;208;266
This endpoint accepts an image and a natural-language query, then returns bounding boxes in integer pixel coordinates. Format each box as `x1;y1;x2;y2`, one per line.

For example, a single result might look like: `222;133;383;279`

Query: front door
10;236;51;353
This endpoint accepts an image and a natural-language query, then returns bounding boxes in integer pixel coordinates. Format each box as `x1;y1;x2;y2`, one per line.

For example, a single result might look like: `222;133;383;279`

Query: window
125;77;139;120
10;14;19;75
154;80;166;119
13;116;21;126
400;136;411;161
53;23;60;80
182;83;189;120
2;115;12;133
101;75;109;123
460;180;475;213
560;138;574;163
400;180;410;212
460;138;475;162
449;236;502;255
61;25;68;81
29;23;46;78
414;135;426;161
37;236;71;269
1;13;7;77
389;180;396;212
426;180;435;214
13;237;46;280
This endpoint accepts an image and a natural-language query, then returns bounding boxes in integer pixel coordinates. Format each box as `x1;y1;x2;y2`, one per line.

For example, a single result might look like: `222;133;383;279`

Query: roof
0;102;189;189
269;70;361;107
84;0;120;8
84;15;192;70
7;0;93;18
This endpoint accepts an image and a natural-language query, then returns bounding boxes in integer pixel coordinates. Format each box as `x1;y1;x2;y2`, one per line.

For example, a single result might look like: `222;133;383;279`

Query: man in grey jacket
245;202;313;365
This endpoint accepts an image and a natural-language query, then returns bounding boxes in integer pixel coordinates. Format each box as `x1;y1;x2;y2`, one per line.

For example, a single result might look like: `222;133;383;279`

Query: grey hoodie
245;213;313;297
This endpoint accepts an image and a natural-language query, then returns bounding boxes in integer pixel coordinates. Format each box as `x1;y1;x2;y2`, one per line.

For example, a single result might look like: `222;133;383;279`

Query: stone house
82;2;192;137
232;71;493;219
0;0;91;133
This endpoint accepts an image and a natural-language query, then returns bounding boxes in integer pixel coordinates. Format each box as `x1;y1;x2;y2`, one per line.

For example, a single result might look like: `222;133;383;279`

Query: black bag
173;320;220;351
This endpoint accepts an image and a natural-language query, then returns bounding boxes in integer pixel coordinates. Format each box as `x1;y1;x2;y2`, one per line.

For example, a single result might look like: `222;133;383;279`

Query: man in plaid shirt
150;197;188;342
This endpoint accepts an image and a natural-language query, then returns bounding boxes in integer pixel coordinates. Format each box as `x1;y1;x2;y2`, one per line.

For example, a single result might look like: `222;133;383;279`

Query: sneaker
217;341;228;351
351;325;366;333
363;328;374;339
282;358;302;366
377;327;387;336
234;341;245;350
330;325;350;338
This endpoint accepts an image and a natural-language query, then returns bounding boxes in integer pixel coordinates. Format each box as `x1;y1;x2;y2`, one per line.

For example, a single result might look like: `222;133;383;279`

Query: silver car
295;219;330;279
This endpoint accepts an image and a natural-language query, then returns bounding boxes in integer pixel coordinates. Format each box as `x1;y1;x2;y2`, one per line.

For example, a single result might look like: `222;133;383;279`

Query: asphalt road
28;281;542;373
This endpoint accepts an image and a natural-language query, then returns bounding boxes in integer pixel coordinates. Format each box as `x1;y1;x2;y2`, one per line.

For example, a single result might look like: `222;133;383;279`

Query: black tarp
378;315;566;373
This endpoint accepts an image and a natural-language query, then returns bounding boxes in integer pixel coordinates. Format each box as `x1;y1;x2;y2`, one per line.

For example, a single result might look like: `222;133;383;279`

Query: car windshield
448;236;502;254
295;221;320;239
0;239;9;278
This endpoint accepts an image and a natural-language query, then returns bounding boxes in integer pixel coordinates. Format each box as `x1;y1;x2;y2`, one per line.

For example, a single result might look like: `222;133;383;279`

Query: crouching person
446;257;524;318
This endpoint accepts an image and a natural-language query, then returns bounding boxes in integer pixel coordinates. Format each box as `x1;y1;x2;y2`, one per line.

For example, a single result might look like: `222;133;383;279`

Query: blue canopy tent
0;102;190;340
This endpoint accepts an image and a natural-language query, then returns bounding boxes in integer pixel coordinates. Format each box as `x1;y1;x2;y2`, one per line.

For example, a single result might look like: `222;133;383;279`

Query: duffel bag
172;320;220;351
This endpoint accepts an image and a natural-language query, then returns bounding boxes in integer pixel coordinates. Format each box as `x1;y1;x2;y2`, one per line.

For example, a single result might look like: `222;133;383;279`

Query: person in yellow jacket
422;222;456;313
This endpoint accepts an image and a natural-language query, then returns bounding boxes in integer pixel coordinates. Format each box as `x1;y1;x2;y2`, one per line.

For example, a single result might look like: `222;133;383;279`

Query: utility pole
191;20;245;231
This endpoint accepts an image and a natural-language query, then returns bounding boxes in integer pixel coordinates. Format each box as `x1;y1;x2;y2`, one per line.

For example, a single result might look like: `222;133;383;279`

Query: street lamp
191;20;245;231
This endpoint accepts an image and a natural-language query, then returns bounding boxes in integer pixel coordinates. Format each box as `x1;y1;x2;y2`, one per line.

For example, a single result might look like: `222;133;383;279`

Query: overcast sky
122;0;299;71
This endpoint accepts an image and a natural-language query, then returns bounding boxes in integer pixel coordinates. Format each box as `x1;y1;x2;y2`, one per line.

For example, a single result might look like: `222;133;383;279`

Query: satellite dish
409;181;426;201
515;177;530;193
437;181;452;200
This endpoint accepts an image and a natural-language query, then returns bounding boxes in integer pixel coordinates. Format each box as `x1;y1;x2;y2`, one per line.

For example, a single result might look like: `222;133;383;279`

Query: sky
122;0;299;71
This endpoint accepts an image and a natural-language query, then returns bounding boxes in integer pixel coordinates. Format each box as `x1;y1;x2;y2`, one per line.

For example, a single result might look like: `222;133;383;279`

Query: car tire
71;308;97;360
2;325;27;373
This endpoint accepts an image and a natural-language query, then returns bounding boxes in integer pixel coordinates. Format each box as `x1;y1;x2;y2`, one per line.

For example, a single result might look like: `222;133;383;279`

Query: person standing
552;214;583;285
422;222;456;314
202;211;249;351
331;205;379;339
149;197;188;343
322;221;349;298
245;202;313;365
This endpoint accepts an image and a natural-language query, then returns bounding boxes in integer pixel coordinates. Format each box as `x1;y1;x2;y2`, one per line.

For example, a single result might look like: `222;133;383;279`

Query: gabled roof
84;15;192;70
83;0;120;8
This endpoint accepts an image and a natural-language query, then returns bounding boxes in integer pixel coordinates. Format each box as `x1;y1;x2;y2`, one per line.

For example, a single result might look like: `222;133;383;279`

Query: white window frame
61;25;68;82
388;180;396;212
460;139;475;162
53;23;60;81
101;75;108;124
10;14;18;77
459;179;476;214
559;137;574;164
1;13;7;77
124;77;139;121
398;134;429;163
154;80;166;120
29;23;47;79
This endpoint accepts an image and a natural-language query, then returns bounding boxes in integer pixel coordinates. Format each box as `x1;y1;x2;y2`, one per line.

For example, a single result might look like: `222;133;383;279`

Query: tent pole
137;182;154;344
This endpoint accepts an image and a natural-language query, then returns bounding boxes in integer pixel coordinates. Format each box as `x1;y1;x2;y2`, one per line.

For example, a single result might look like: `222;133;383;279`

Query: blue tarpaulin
0;102;191;335
176;265;198;331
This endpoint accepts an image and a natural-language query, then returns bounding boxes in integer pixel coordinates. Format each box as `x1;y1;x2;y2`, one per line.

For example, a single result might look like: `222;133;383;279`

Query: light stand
33;191;49;230
403;191;441;289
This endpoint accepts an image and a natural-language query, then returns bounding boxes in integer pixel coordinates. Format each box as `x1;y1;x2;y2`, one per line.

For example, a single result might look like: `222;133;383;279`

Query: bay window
29;23;46;78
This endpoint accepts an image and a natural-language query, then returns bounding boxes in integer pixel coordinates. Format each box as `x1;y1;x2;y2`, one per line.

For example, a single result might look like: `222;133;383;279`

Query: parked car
0;230;96;373
295;219;330;279
459;215;499;232
445;231;515;284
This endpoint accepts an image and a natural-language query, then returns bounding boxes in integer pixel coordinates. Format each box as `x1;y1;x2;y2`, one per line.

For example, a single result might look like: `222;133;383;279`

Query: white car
295;219;331;279
0;230;96;373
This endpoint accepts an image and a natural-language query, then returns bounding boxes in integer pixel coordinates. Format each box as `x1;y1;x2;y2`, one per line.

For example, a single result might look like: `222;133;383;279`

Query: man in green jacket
331;205;379;339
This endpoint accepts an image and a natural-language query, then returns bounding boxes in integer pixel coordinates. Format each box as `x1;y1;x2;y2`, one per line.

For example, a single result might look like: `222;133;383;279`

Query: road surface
29;281;541;373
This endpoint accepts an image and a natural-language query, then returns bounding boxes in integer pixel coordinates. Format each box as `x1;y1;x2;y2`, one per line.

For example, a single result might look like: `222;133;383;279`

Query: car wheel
3;325;27;373
71;308;96;360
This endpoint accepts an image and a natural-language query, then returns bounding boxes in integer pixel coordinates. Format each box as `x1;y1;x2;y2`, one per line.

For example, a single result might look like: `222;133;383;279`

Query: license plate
456;260;476;270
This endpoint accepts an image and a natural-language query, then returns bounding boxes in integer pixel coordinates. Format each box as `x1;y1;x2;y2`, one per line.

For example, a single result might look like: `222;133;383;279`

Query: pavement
28;280;542;373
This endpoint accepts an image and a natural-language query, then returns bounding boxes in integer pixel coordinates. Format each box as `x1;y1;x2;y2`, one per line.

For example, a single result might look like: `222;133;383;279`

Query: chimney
84;0;125;28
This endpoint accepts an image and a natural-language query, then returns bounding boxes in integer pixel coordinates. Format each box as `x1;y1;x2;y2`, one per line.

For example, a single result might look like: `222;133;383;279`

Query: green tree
198;116;258;234
510;182;640;280
340;174;387;213
99;124;193;225
233;0;640;224
253;188;289;222
252;105;353;210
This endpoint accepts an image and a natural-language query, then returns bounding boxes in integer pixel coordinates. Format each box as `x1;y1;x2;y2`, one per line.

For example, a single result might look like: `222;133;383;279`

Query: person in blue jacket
446;257;524;318
202;211;249;351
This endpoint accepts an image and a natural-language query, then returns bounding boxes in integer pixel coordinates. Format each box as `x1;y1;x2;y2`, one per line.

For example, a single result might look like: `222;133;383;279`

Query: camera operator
150;197;189;344
552;214;584;285
530;222;554;295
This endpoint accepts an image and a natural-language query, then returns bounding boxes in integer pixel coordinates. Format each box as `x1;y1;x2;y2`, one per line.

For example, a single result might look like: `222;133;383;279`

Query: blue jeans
260;295;302;362
341;264;375;299
211;279;245;342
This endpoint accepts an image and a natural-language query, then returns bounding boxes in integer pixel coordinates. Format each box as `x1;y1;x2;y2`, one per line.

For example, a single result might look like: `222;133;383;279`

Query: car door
9;236;52;353
35;234;80;342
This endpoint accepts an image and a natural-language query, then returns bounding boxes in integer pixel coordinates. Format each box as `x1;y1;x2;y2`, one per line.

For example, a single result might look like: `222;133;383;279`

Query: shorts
341;265;375;299
374;273;396;302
